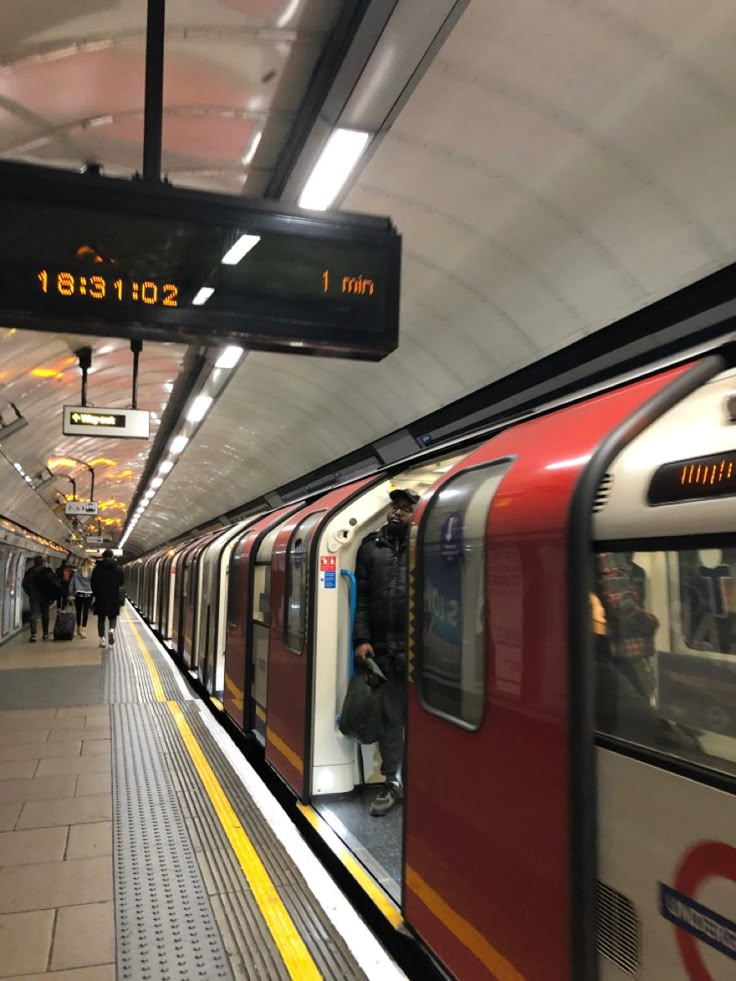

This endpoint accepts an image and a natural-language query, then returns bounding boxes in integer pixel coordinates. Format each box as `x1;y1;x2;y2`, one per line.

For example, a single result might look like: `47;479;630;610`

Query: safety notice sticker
323;571;336;588
320;555;337;571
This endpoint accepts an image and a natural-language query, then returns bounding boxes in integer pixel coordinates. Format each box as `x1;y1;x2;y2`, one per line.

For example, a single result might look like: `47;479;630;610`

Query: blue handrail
340;569;357;677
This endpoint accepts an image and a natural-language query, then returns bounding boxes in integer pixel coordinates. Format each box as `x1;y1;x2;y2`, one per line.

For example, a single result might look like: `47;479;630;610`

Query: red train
127;345;736;980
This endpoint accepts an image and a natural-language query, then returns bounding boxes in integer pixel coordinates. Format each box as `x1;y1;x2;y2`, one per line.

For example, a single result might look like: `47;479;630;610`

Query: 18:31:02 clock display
37;270;179;307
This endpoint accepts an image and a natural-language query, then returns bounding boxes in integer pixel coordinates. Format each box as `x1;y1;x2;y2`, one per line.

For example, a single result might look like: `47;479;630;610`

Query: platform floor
0;608;404;981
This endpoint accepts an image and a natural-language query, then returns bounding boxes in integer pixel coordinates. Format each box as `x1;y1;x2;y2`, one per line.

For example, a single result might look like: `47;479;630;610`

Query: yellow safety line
298;803;404;929
405;865;525;980
127;619;166;702
210;697;224;712
168;701;321;981
266;724;304;774
126;614;321;980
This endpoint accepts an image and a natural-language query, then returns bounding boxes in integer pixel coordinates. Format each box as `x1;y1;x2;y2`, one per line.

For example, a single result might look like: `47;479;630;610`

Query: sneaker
370;781;403;817
79;629;87;639
108;629;115;646
42;633;50;641
29;635;37;643
99;637;106;648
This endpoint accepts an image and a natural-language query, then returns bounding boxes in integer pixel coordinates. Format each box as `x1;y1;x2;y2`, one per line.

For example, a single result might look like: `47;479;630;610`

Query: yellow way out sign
63;405;150;439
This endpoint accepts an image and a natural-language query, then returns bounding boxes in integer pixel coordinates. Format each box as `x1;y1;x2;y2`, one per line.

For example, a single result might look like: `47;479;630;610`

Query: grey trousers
375;658;406;782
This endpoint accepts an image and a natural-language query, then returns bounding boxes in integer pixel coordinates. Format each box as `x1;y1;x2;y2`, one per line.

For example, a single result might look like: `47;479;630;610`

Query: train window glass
284;512;324;654
416;462;511;730
253;563;272;626
593;547;736;778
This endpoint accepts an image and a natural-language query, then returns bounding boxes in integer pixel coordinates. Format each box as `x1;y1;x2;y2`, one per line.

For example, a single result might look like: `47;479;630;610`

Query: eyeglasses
390;503;414;514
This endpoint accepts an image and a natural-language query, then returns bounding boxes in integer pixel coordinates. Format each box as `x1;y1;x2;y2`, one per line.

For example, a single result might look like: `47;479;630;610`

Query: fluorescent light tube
170;435;189;455
298;128;370;211
242;131;262;166
159;460;174;474
215;346;243;369
187;395;213;423
221;234;260;265
150;477;164;489
192;287;214;306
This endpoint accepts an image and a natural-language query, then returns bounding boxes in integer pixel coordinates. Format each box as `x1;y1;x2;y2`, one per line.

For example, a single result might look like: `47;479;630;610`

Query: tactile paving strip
173;703;368;980
103;612;182;703
112;701;233;981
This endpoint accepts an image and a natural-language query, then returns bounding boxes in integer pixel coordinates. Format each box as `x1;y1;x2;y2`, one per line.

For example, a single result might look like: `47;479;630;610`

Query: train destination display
0;161;401;360
648;451;736;504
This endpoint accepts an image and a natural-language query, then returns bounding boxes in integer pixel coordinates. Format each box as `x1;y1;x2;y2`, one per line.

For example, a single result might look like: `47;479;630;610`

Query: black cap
102;548;114;558
389;488;420;507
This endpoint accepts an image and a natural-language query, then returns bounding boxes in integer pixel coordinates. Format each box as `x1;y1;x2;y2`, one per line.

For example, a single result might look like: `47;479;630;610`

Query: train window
284;512;324;654
594;547;736;778
416;462;511;730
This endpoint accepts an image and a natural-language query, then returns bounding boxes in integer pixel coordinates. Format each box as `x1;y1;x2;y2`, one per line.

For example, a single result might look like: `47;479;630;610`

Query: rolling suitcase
53;610;76;641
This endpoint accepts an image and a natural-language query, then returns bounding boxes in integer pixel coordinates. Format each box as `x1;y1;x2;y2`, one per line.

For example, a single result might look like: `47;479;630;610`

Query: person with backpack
22;556;62;642
91;549;125;648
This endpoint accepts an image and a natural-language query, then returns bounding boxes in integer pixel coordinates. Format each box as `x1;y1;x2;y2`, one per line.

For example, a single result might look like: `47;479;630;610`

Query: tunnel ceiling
2;0;736;554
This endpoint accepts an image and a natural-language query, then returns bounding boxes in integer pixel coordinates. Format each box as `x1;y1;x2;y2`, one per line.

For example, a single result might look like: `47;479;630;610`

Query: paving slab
47;726;110;744
17;795;112;830
0;775;77;805
0;909;54;977
0;802;21;832
0;856;112;913
36;756;110;777
66;822;112;861
0;827;67;867
7;965;115;981
75;772;111;797
0;742;82;762
0;760;38;781
50;902;114;972
80;741;110;757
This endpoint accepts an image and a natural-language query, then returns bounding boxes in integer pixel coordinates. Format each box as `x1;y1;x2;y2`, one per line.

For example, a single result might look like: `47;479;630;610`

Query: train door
175;538;205;662
156;553;173;638
223;505;298;734
201;520;256;697
182;537;212;671
0;549;7;641
305;455;469;901
10;551;23;633
267;481;372;798
4;551;17;637
404;363;704;981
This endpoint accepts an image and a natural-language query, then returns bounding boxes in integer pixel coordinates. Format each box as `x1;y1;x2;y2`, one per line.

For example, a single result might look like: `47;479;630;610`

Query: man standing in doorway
354;487;419;816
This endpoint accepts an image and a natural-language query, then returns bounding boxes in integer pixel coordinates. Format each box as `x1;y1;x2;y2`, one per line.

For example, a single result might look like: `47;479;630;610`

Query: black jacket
91;558;125;618
22;565;62;602
353;524;409;663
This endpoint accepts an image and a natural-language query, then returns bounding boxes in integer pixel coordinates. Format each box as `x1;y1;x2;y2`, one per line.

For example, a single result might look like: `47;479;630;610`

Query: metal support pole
131;340;143;409
77;347;92;407
143;0;166;182
63;476;77;500
85;465;95;503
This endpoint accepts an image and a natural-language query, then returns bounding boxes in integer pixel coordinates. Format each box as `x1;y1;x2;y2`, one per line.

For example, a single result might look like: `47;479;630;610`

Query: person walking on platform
22;556;62;642
70;561;94;639
91;549;125;648
353;487;419;816
56;558;72;610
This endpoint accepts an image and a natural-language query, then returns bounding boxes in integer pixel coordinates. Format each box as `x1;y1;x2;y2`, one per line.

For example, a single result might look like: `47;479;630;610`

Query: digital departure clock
648;451;736;504
0;160;402;360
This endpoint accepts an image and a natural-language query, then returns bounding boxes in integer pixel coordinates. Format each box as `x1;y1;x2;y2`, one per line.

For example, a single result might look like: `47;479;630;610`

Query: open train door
267;480;372;799
403;359;718;981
